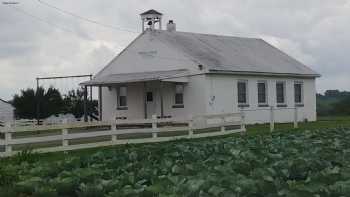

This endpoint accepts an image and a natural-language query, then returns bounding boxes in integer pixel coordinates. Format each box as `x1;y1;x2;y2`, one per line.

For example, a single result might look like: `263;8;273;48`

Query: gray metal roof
88;29;319;85
81;69;189;86
0;98;10;105
154;30;320;77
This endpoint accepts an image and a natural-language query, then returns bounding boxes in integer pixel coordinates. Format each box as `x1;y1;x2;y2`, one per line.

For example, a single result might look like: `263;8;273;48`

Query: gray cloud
0;0;349;100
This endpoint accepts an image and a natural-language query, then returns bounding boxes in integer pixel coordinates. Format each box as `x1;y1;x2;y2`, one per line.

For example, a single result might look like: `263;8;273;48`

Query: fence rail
241;106;300;132
0;113;245;157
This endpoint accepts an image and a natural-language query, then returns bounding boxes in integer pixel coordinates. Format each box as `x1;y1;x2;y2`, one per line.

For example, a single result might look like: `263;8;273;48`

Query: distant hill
317;90;350;116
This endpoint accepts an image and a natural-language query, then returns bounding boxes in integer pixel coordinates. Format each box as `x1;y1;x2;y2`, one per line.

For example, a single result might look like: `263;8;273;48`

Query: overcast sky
0;0;349;100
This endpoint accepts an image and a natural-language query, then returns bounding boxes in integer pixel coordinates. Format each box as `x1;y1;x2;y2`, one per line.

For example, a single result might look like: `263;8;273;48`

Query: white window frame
237;80;249;107
294;81;304;105
173;83;184;107
276;81;286;106
117;86;128;109
257;80;268;106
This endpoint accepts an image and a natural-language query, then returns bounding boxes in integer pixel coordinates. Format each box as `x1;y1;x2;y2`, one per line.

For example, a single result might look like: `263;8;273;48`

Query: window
294;82;303;104
117;86;127;109
174;84;184;106
258;81;268;105
146;92;153;102
276;82;285;104
238;81;248;105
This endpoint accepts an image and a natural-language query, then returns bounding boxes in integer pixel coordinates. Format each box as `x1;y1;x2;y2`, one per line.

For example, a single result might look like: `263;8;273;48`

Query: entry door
146;90;157;118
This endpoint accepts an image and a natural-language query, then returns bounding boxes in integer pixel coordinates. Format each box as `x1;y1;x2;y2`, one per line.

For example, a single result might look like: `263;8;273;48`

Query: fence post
221;116;226;132
188;115;194;137
62;119;69;147
240;109;246;133
4;122;13;154
270;106;275;132
111;118;117;142
152;115;158;138
294;107;298;129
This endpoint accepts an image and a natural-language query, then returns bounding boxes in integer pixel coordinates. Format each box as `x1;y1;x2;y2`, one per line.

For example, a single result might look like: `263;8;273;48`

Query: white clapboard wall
0;99;14;123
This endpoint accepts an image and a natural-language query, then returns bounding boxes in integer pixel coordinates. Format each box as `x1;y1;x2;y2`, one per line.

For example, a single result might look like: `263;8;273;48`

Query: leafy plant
1;128;350;196
0;165;18;186
11;149;39;164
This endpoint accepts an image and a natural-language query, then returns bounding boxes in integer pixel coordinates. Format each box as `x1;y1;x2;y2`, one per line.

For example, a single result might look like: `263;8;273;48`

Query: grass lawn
0;116;350;196
247;116;350;135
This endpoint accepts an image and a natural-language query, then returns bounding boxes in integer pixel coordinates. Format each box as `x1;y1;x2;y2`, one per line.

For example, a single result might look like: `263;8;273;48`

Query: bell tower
140;9;163;32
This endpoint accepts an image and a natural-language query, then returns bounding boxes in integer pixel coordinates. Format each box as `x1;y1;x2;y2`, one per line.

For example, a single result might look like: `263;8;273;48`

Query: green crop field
1;117;350;196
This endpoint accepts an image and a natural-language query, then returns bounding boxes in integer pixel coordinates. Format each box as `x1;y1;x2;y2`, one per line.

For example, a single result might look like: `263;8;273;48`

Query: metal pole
84;85;88;122
159;81;164;118
89;75;93;121
2;2;20;5
36;78;40;125
36;74;93;80
98;86;102;121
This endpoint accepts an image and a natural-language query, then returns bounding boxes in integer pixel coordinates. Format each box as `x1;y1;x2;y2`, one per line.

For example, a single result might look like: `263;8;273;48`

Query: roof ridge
155;29;260;40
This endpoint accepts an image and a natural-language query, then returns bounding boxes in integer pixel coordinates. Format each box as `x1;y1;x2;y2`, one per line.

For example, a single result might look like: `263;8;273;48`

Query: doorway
146;90;157;118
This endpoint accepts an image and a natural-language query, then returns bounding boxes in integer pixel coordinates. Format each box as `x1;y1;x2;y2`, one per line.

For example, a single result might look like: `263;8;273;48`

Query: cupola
140;9;163;32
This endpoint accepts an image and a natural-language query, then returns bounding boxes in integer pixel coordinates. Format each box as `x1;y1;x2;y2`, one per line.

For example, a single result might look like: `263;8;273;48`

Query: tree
12;87;98;120
62;89;85;118
12;87;63;119
62;88;98;119
333;96;350;115
12;88;37;119
317;90;350;116
43;87;64;117
324;90;340;97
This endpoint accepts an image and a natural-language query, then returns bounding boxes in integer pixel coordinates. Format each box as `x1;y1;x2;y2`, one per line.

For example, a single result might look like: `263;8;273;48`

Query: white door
146;90;157;118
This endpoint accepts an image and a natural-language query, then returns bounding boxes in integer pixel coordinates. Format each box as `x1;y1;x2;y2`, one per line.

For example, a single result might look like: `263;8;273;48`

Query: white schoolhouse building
0;98;14;123
82;10;320;124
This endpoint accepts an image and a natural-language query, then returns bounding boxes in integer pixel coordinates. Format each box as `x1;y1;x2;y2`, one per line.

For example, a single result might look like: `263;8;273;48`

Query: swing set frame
36;74;93;124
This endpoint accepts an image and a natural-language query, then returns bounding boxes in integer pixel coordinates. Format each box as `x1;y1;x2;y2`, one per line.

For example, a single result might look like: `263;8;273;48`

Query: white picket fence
0;113;245;157
241;106;300;132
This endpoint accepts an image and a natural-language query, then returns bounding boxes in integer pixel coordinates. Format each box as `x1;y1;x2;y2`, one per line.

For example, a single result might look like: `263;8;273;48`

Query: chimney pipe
166;20;176;32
